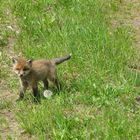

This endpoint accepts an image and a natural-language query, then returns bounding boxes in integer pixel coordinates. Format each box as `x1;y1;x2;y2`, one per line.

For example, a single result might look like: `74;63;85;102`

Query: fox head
12;57;32;78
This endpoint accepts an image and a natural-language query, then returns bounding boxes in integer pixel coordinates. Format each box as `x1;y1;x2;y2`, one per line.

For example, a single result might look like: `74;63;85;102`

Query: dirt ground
0;7;34;140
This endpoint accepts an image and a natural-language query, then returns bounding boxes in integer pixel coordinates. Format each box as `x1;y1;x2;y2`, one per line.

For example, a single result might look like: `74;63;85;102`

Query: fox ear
12;57;18;64
27;59;32;65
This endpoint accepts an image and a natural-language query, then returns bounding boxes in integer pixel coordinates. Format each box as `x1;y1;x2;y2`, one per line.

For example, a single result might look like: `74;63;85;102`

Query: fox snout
15;70;24;77
19;73;23;77
14;68;30;77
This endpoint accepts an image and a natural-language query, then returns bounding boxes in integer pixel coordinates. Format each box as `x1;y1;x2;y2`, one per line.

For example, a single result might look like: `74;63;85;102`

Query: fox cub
12;54;71;101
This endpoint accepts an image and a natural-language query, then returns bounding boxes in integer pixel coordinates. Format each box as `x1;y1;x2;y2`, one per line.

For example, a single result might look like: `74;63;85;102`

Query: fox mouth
18;72;30;78
18;74;26;78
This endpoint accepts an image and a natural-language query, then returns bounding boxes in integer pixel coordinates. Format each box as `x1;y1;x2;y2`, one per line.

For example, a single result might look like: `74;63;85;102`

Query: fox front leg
32;82;40;102
17;81;28;101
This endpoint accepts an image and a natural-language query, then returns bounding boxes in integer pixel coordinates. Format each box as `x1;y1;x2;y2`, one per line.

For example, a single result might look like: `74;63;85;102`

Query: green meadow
0;0;140;139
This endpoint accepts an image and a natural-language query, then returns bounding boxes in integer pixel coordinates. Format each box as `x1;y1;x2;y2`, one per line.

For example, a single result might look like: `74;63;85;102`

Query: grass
1;0;140;139
0;99;13;110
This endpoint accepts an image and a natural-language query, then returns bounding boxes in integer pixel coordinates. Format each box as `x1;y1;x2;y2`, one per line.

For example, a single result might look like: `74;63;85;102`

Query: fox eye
16;68;20;71
23;67;29;71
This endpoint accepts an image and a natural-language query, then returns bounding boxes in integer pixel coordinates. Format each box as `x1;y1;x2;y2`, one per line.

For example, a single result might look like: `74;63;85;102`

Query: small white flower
43;90;53;99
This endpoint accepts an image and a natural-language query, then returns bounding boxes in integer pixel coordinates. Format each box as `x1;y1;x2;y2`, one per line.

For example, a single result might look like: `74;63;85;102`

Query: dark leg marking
54;78;61;91
32;84;40;102
43;79;49;90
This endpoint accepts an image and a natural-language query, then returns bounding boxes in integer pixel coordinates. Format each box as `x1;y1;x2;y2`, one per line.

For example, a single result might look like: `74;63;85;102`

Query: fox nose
20;74;23;77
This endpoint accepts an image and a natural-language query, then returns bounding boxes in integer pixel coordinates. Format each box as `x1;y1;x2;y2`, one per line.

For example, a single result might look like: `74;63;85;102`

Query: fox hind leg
43;79;49;90
54;78;61;91
32;82;40;102
49;76;61;91
49;69;61;91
